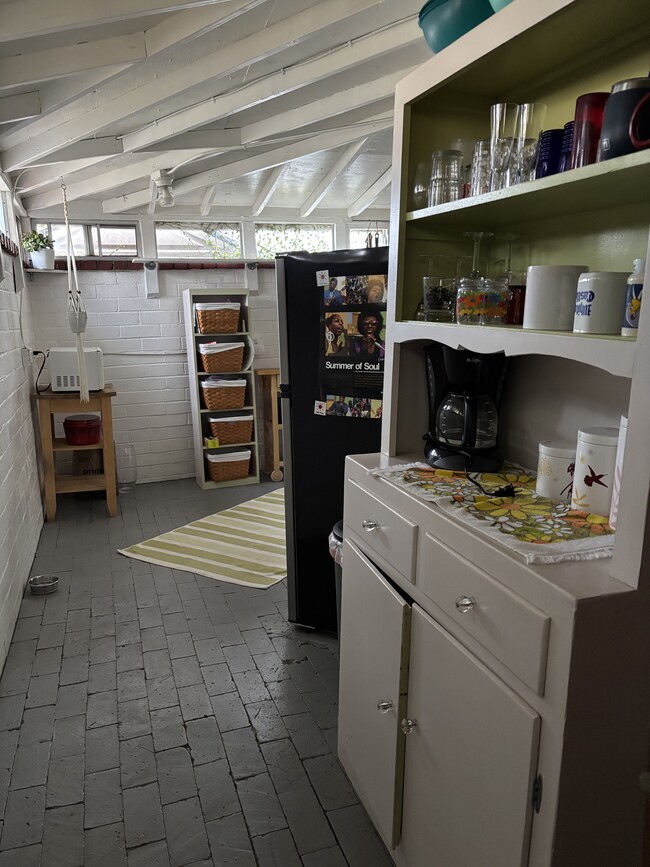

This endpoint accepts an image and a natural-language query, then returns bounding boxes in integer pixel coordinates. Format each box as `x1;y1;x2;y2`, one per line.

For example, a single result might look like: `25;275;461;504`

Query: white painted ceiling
0;0;431;223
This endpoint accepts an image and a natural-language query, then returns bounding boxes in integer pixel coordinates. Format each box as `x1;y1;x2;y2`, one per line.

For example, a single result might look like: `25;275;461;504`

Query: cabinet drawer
419;532;550;694
346;480;418;583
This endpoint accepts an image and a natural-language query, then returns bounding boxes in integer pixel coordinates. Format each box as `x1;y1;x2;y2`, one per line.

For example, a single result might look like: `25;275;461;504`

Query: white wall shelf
390;321;636;378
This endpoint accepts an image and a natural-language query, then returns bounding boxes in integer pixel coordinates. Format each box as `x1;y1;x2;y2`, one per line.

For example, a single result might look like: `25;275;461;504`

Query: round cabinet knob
401;718;417;734
455;595;476;614
362;519;379;532
377;700;393;713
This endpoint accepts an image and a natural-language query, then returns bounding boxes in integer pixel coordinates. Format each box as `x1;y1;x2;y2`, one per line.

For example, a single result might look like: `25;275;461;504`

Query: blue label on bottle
623;282;643;330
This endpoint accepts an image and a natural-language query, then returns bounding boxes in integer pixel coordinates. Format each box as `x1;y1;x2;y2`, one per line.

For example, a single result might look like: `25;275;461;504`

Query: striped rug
119;488;286;589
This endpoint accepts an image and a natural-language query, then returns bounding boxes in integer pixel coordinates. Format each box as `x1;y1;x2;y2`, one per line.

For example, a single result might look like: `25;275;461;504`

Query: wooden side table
35;385;118;521
256;368;283;481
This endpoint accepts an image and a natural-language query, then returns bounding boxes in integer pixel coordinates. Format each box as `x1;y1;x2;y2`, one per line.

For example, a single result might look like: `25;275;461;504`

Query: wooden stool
256;369;283;481
35;385;118;521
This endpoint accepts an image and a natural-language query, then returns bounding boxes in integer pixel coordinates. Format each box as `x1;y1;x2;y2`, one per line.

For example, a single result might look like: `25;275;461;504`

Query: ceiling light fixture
152;170;175;208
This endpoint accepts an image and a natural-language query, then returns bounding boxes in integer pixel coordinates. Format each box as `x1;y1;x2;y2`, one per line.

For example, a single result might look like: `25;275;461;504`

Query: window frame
253;222;335;259
154;220;243;260
32;221;140;258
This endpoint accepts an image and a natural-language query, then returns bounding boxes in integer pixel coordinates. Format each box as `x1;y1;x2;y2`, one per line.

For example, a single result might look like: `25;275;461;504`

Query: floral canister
608;416;628;529
571;426;619;517
535;441;576;500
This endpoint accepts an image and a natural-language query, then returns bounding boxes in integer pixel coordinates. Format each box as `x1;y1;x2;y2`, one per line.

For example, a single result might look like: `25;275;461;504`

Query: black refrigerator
276;248;389;632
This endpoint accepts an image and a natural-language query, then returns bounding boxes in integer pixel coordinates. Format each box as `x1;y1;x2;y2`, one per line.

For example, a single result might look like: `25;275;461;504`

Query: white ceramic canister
608;416;628;529
536;441;576;500
573;271;628;334
523;265;588;331
571;426;619;517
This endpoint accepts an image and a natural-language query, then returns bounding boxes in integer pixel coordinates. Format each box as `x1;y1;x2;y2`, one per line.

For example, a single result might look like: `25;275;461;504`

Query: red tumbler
569;92;609;169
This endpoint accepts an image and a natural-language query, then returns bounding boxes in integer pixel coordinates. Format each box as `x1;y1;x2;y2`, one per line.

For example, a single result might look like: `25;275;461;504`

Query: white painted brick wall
28;266;280;484
0;253;44;670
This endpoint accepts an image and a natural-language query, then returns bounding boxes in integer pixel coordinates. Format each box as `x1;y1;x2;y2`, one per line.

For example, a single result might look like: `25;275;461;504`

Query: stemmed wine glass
464;231;494;278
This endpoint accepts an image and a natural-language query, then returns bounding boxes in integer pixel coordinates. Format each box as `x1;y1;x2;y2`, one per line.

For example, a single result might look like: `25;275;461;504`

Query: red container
569;92;609;169
63;414;101;445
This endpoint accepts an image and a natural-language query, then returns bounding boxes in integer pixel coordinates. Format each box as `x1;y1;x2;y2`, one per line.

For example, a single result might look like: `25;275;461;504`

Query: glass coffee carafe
435;392;498;450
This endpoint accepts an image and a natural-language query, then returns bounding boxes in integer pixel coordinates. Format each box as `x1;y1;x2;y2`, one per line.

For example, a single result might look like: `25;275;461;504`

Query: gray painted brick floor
0;479;394;866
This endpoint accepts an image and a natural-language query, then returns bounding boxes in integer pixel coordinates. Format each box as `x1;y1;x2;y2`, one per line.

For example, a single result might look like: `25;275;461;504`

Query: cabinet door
338;541;411;849
400;605;540;867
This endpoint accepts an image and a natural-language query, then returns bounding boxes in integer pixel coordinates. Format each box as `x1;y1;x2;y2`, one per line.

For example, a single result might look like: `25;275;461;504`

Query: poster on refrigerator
318;272;387;419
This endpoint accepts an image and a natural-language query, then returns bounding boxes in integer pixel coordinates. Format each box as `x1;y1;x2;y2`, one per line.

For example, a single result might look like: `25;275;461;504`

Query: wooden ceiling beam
0;34;147;90
122;18;420;152
347;166;391;217
103;121;392;213
0;0;241;42
250;166;285;217
300;139;368;218
0;92;40;124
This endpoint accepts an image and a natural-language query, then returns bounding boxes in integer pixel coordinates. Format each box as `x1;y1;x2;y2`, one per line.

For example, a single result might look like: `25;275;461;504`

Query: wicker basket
195;303;240;334
201;378;247;411
198;342;245;374
208;415;254;445
206;450;251;482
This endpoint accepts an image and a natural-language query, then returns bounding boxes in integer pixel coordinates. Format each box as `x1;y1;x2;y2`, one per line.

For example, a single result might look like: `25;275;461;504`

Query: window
349;227;390;250
155;222;242;259
254;223;333;259
34;222;138;257
0;192;8;235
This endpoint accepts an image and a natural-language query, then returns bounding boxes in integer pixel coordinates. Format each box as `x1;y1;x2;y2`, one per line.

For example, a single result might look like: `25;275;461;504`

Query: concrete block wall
27;266;280;484
0;252;44;666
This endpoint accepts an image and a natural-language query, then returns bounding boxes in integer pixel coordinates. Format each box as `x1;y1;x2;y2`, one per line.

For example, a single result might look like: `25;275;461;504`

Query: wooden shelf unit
256;368;283;481
35;385;117;521
182;288;260;490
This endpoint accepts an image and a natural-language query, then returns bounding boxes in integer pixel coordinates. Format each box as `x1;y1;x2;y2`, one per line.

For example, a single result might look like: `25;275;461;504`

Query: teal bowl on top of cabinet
489;0;514;10
418;0;494;54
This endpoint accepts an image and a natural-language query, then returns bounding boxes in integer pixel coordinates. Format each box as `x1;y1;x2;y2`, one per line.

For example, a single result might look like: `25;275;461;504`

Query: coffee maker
424;344;508;472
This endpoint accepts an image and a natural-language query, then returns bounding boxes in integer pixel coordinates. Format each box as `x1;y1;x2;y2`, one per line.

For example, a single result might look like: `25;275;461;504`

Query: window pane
254;223;333;259
46;223;87;257
349;228;389;249
90;226;100;256
155;222;242;259
99;225;137;256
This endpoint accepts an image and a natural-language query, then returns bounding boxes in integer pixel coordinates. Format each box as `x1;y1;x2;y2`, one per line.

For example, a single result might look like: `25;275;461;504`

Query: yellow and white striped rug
119;488;286;589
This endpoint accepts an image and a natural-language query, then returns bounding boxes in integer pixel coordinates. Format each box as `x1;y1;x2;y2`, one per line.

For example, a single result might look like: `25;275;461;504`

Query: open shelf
405;151;650;231
203;441;255;451
55;474;108;493
194;331;250;337
199;405;254;414
391;321;636;378
52;438;104;451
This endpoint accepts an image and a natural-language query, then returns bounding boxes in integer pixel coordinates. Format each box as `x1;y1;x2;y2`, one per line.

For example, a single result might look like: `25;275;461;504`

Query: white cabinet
339;2;650;864
401;605;540;867
338;542;410;848
182;287;260;489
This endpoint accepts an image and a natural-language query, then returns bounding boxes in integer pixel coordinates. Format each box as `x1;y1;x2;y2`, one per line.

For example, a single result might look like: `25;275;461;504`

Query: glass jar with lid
456;277;482;324
479;278;511;325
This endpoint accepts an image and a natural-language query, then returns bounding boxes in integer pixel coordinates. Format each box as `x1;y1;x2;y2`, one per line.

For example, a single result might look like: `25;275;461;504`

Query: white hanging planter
30;249;55;270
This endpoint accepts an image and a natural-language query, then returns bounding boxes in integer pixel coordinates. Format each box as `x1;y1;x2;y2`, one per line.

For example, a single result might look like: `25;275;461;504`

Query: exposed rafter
0;35;147;90
24;149;210;211
29;138;124;166
0;0;241;42
347;166;391;217
300;139;367;218
0;92;40;124
122;18;420;153
0;0;385;171
250;166;285;217
103;121;392;213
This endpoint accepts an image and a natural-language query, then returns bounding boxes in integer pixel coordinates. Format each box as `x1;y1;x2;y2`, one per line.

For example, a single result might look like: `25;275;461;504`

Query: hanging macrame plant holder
61;180;90;403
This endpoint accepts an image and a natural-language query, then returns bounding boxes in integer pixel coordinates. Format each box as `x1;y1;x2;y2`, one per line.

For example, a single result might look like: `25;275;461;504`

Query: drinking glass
489;102;519;191
410;161;431;210
570;92;609;169
515;103;547;183
115;444;137;493
464;231;494;279
469;140;490;196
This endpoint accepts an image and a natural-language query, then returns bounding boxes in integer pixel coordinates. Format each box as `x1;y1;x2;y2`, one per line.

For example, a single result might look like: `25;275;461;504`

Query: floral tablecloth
370;463;614;565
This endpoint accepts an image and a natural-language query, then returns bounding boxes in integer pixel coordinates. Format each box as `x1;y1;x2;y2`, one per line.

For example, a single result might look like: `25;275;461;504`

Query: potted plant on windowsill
21;231;55;270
